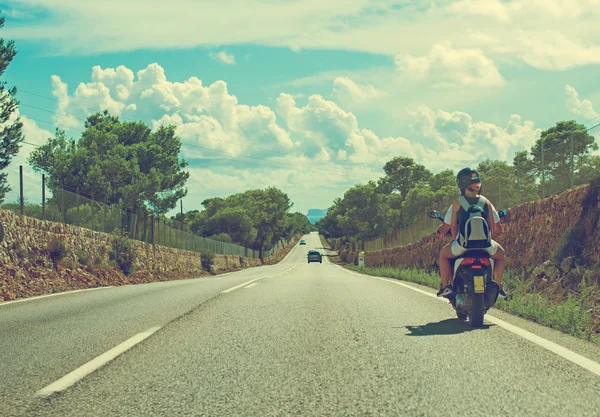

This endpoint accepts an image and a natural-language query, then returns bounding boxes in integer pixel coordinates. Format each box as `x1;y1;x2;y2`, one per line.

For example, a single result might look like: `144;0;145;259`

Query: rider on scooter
436;168;507;298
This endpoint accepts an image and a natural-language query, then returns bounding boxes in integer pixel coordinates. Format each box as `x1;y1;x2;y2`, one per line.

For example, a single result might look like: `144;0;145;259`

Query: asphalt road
2;232;600;416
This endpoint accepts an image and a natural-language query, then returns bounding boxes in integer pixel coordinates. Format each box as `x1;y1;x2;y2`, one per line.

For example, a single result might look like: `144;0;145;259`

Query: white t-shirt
443;204;500;225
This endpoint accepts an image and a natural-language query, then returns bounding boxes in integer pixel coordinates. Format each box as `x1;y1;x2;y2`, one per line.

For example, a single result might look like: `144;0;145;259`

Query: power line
17;100;376;177
17;90;378;169
181;142;352;178
16;117;358;180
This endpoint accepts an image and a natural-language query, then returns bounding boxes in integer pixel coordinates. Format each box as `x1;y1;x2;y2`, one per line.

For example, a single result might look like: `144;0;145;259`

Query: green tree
187;187;293;254
476;159;520;209
576;155;600;185
0;13;23;204
512;150;539;203
377;156;432;200
28;111;189;216
530;120;598;197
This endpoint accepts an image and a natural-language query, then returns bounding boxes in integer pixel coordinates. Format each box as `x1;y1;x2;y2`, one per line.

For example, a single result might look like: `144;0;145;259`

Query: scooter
427;210;507;327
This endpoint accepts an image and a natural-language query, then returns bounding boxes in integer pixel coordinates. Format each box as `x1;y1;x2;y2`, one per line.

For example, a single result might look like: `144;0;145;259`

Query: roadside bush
48;238;68;268
109;233;138;276
200;250;215;272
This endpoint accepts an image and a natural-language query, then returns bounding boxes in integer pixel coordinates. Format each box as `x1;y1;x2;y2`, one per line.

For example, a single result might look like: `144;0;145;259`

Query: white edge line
0;286;114;307
333;263;600;378
36;326;162;397
221;277;264;294
221;265;296;294
244;283;259;289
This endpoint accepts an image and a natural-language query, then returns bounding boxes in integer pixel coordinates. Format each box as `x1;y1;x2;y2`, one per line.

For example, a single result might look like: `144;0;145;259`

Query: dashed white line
221;265;296;294
36;326;162;397
0;286;114;307
334;263;600;378
244;283;259;289
221;277;264;294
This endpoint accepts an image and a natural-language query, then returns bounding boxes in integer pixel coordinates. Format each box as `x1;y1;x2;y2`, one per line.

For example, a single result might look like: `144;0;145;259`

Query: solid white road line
36;326;162;397
334;264;600;378
244;283;259;289
221;277;265;294
0;286;114;307
221;265;297;294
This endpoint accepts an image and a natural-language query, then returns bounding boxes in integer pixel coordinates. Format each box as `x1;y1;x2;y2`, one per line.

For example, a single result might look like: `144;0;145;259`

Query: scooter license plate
474;276;485;293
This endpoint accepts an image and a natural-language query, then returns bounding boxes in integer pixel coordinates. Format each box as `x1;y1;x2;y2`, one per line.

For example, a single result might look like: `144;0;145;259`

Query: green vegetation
317;121;600;245
28;111;190;217
0;14;24;204
182;190;311;254
1;105;311;254
109;231;138;276
47;238;67;269
200;250;215;272
347;265;599;344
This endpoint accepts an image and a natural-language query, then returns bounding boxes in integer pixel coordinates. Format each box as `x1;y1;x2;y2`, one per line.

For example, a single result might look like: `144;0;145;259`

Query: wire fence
359;126;600;252
1;166;284;259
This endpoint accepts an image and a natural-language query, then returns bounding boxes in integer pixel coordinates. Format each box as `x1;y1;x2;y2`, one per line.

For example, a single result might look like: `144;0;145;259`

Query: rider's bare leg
439;243;454;288
491;243;506;288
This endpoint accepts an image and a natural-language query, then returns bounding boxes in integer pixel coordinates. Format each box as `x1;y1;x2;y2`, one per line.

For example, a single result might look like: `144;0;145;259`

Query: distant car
307;250;322;264
299;239;306;245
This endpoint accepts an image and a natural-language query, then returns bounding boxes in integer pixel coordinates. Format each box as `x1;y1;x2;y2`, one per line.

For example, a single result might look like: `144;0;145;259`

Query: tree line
317;120;600;243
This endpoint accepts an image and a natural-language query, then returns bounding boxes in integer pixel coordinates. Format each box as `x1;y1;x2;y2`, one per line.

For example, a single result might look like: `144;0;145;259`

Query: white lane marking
0;286;114;307
221;265;296;294
279;238;301;263
221;277;264;294
36;326;162;397
244;283;259;289
334;264;600;378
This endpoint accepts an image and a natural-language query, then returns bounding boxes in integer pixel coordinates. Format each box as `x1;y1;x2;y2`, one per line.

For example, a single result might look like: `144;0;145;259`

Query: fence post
103;205;107;233
570;131;574;189
150;215;155;245
143;212;148;242
541;141;545;197
76;186;80;226
42;174;46;220
19;165;24;216
61;180;66;222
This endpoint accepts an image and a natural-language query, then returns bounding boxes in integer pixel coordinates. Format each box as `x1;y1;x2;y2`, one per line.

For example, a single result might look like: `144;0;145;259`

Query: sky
2;0;600;217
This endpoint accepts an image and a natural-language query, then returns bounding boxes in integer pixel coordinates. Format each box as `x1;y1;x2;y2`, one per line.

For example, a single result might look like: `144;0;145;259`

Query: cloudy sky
2;0;600;216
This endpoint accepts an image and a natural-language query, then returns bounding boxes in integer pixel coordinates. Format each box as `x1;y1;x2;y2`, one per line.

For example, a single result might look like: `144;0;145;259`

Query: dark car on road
307;250;322;264
299;239;306;245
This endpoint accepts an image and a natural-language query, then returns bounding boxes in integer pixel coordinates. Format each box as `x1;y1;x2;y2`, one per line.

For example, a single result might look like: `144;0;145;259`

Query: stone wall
354;178;600;282
0;209;269;301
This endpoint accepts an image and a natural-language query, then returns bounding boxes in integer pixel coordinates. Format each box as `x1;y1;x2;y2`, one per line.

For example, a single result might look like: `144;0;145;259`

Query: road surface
2;232;600;416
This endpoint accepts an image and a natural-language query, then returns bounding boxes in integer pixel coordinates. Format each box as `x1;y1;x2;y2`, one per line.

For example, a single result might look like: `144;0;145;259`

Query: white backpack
457;196;492;249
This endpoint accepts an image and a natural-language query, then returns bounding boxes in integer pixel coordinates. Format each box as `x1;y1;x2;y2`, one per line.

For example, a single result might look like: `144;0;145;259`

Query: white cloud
51;63;295;158
21;61;553;214
5;0;600;74
332;77;387;103
395;43;506;87
209;51;236;65
409;105;541;168
446;0;516;22
565;84;599;120
447;0;600;22
4;9;35;20
2;109;53;203
518;31;600;70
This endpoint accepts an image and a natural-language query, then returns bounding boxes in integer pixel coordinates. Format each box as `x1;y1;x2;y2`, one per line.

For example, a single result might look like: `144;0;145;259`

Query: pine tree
0;11;24;204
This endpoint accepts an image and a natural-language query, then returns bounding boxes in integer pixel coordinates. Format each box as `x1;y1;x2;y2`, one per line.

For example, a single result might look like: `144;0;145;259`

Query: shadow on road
404;319;492;336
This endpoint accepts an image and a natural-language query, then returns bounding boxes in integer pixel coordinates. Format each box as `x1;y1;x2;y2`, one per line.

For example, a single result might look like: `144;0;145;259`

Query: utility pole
541;141;545;197
570;131;574;189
